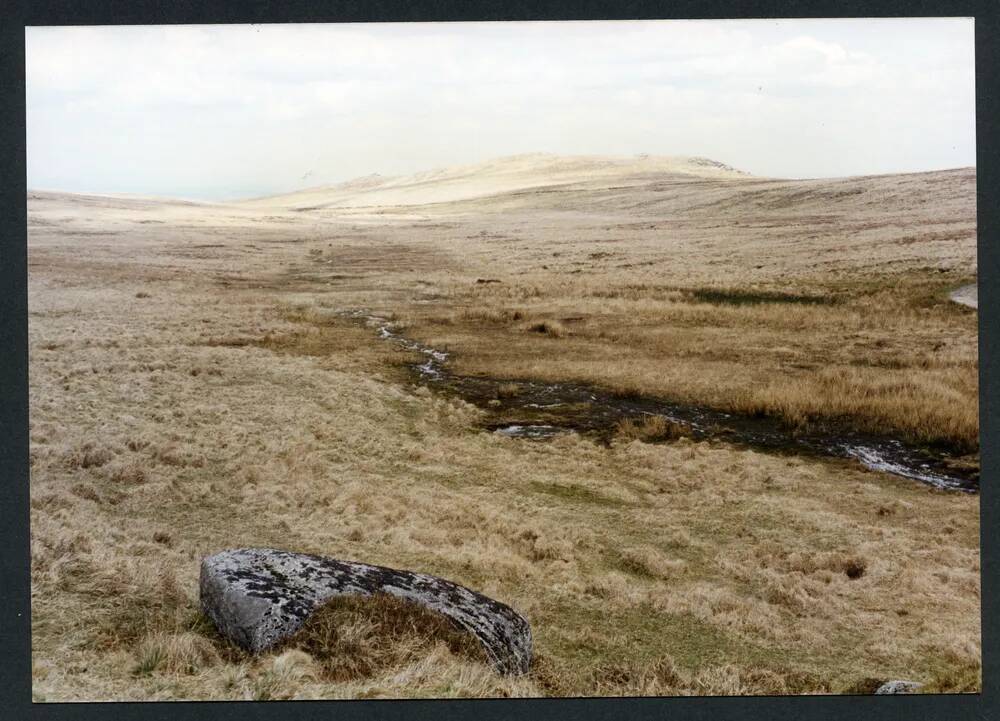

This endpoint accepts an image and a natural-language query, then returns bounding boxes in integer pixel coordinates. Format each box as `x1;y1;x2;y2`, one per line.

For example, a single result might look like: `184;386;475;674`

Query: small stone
875;680;924;694
200;548;532;675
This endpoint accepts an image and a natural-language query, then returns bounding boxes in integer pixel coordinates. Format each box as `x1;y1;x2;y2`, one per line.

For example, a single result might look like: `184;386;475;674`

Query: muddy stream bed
341;310;979;493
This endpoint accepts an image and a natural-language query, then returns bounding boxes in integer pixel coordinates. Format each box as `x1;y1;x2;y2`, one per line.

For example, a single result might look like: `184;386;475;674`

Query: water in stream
341;310;979;493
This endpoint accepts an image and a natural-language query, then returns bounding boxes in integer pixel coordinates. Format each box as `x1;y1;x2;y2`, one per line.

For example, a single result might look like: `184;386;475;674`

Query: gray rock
200;548;532;675
875;680;924;695
948;283;977;309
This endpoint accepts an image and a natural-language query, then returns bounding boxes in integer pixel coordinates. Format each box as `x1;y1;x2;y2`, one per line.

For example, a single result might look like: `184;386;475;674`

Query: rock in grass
875;680;924;694
199;548;532;675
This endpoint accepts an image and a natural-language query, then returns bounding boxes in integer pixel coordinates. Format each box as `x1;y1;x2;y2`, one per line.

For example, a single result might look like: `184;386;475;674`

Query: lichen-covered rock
200;548;532;675
874;680;924;694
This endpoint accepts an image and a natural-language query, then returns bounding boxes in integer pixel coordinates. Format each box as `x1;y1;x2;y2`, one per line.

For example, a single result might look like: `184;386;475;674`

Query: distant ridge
236;153;753;210
26;155;975;212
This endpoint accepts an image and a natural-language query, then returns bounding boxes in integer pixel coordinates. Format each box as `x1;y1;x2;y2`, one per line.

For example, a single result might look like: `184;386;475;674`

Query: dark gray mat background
1;2;995;719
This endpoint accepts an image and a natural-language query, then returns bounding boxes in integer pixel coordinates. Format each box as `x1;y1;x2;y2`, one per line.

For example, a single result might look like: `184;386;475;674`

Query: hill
235;153;753;210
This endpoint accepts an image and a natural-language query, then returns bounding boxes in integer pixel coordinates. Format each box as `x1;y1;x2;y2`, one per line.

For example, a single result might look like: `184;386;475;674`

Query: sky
26;19;976;200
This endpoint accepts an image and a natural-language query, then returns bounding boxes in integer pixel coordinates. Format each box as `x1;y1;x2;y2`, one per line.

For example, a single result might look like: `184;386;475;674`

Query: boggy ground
27;155;980;699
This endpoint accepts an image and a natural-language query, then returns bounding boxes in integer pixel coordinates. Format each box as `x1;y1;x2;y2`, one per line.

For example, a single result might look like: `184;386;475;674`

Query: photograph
25;17;980;701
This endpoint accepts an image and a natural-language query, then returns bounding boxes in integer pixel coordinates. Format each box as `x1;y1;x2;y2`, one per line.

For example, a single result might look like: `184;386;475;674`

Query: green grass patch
131;646;166;677
528;480;625;507
536;601;786;674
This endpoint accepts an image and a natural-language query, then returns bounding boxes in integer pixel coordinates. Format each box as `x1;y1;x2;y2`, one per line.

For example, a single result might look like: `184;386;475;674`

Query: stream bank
341;310;979;493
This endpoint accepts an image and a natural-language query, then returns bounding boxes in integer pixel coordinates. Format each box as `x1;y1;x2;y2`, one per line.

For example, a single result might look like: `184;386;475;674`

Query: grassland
27;155;979;699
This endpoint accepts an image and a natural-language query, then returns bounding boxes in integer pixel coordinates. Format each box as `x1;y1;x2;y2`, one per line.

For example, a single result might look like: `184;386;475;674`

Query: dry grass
132;633;220;677
27;162;979;700
527;320;567;338
615;415;689;444
496;383;523;399
585;656;829;696
403;272;978;452
277;594;489;682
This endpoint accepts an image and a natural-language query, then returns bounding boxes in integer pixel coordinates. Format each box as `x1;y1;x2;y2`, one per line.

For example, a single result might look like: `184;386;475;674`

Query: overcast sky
26;19;975;200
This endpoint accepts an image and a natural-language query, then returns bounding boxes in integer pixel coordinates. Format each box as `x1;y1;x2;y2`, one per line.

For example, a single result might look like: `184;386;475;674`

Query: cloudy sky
26;19;975;200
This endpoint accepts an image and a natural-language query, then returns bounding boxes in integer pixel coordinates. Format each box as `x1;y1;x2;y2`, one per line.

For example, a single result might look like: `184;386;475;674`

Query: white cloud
26;19;976;199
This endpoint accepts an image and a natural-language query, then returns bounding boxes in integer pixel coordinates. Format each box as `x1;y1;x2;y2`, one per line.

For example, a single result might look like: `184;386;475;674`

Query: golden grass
615;415;689;444
27;165;979;700
278;594;490;682
527;320;567;338
402;272;978;452
496;382;523;399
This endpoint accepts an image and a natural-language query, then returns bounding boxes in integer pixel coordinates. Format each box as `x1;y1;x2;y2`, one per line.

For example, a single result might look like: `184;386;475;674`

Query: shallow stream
341;310;978;493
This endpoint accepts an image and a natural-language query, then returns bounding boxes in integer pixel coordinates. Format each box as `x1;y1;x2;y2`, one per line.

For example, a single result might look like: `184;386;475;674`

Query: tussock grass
64;442;113;470
132;632;219;677
28;165;978;699
406;272;978;451
528;480;625;507
588;656;830;696
69;482;101;502
610;547;686;580
615;415;688;443
526;320;566;337
106;460;147;484
495;383;522;399
459;307;524;324
279;593;488;682
920;656;982;693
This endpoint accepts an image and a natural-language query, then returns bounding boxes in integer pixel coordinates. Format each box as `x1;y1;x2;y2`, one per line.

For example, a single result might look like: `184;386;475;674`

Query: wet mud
341;310;979;493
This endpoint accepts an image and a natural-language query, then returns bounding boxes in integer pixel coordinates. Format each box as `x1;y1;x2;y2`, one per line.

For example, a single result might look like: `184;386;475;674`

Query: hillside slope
235;153;753;210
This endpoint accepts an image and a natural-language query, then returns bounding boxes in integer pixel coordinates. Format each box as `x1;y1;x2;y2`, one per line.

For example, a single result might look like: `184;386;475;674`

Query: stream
341;310;979;493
